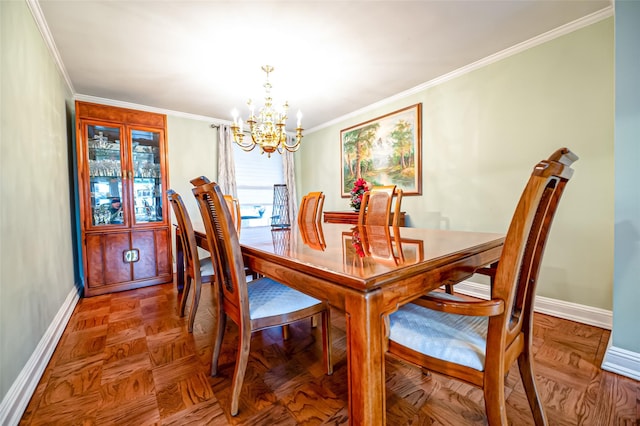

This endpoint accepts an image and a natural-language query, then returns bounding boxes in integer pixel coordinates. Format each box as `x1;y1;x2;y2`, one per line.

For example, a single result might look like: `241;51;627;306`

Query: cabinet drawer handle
123;249;140;263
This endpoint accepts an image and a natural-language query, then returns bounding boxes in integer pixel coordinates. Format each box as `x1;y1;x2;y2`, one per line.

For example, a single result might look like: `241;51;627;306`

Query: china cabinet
75;101;172;296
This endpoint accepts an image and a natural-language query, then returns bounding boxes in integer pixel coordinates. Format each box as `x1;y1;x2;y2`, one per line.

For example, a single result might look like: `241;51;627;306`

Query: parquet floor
20;282;639;425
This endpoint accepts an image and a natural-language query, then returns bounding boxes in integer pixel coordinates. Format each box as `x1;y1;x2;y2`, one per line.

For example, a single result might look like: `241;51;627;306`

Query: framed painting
341;103;422;197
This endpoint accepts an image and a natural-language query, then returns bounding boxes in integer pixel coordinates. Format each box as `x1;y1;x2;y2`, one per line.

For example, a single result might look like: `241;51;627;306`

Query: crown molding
26;0;74;94
307;5;613;134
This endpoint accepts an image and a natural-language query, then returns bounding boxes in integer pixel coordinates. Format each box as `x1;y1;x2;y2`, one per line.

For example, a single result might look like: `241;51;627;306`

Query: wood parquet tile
19;282;639;425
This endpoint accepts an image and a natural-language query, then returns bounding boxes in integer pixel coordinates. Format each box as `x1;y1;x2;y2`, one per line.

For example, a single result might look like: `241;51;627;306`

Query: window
233;144;284;227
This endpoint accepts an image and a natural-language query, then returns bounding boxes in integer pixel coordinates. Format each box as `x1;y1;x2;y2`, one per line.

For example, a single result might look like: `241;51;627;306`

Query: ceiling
36;0;610;131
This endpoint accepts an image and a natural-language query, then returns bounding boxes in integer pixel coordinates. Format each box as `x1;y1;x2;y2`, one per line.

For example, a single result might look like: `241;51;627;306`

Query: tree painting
341;103;422;196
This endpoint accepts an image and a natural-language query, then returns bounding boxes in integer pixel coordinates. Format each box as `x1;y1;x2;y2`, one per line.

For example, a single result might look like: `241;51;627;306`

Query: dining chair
294;191;327;332
167;189;214;333
191;180;333;416
386;148;578;425
358;185;403;227
298;191;325;225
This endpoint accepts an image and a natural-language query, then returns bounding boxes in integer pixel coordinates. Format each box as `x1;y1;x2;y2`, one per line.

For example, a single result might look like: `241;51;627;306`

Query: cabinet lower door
132;229;171;280
84;228;172;296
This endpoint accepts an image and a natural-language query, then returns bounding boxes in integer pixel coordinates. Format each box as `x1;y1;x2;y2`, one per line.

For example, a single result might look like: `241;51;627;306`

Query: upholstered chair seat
199;257;214;276
389;295;488;371
248;277;325;320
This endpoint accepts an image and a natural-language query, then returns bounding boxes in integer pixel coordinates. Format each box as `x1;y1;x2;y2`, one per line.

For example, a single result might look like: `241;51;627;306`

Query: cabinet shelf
89;174;121;178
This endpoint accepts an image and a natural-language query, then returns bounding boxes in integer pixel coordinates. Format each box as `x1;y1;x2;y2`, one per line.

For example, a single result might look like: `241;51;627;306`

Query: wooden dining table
175;222;504;425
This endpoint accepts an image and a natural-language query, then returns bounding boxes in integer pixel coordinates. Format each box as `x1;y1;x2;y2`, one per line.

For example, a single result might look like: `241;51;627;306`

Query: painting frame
341;103;422;197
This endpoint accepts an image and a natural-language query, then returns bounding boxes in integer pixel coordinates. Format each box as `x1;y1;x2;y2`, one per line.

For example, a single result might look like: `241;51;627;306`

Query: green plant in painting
342;123;379;191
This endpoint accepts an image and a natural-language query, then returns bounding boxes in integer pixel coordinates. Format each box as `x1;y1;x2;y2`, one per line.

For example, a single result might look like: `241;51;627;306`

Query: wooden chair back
358;185;403;226
189;175;211;187
168;190;200;286
167;189;212;331
298;191;325;225
191;181;248;329
490;148;577;358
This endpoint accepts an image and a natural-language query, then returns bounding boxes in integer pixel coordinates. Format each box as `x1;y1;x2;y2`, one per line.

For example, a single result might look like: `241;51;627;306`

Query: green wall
166;115;218;257
166;115;218;219
299;18;614;310
1;1;76;399
613;0;640;352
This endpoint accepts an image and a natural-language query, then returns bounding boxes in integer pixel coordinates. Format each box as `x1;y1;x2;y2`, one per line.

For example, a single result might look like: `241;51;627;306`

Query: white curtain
283;134;298;225
217;124;237;197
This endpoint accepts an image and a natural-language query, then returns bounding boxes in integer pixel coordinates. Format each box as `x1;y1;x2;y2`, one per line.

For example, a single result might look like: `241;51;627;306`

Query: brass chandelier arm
280;131;303;152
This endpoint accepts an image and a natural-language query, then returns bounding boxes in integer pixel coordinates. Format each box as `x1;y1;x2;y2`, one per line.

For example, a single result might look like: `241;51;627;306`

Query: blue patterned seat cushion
248;277;322;320
199;257;214;276
389;295;488;371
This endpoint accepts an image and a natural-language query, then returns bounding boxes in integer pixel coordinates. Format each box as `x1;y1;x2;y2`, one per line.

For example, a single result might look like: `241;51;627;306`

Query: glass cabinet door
130;128;163;224
87;125;125;226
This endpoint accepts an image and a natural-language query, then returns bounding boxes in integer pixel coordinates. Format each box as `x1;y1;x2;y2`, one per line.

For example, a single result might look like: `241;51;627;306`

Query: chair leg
230;326;252;416
311;314;318;328
321;309;333;375
210;313;226;377
444;284;455;295
282;324;291;340
518;352;548;425
187;278;202;333
483;368;508;425
179;275;192;317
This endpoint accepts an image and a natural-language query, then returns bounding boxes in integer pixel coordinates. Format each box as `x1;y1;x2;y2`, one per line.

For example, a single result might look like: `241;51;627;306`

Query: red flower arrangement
349;178;369;211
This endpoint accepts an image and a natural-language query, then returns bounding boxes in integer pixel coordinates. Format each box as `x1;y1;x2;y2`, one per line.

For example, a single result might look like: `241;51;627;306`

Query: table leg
175;230;185;293
344;291;386;425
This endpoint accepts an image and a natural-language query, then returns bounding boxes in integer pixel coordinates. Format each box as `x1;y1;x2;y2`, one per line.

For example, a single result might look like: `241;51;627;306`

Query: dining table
175;222;504;425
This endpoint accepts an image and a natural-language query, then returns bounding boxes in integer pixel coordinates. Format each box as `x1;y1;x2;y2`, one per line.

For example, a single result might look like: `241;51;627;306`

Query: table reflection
343;225;424;274
299;219;326;251
271;228;292;255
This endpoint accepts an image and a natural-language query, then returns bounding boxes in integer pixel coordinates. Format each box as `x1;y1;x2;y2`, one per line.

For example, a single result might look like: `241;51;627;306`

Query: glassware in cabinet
86;124;125;226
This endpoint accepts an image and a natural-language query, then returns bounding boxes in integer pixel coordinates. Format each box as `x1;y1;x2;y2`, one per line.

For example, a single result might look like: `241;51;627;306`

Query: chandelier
230;65;303;157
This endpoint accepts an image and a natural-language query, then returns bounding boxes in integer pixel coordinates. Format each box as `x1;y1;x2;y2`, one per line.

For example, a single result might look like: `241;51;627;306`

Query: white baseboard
453;280;613;329
602;337;640;381
0;287;80;426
